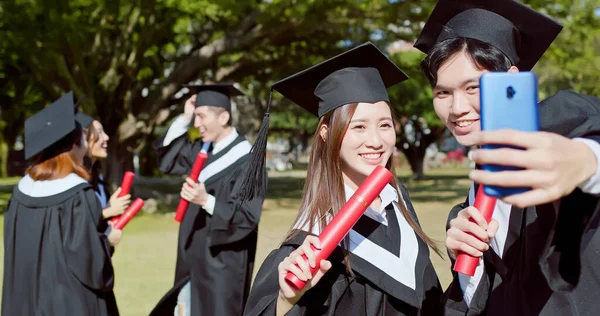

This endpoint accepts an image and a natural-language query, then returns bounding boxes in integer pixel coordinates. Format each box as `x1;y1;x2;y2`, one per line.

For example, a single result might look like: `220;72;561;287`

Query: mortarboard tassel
237;89;273;202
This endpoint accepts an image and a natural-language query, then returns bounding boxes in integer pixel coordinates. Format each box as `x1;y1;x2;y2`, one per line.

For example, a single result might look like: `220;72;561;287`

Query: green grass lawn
0;167;470;315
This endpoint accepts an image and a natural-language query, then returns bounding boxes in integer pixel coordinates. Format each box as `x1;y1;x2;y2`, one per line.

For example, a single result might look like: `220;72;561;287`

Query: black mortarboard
414;0;563;70
236;42;408;202
73;94;94;128
25;92;76;160
272;42;408;117
183;83;244;112
75;112;94;129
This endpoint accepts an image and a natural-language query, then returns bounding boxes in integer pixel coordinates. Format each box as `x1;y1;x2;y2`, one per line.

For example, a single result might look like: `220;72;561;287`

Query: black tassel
74;93;86;111
237;89;273;202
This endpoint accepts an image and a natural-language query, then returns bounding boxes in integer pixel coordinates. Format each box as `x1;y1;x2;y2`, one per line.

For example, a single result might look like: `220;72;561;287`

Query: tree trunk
401;145;426;180
0;138;7;178
396;117;446;180
106;130;135;190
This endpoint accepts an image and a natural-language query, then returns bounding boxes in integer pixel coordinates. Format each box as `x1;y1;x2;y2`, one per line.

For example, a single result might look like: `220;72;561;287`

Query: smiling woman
76;113;132;229
337;102;396;190
243;42;443;316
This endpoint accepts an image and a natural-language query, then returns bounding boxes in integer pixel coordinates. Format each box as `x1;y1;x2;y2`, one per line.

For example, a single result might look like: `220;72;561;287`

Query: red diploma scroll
174;145;210;222
112;171;135;222
284;165;393;290
118;171;135;197
113;198;144;230
453;185;497;276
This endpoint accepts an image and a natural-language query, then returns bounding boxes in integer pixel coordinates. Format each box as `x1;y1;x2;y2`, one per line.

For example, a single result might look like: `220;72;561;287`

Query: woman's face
89;120;110;159
72;130;89;163
338;101;396;187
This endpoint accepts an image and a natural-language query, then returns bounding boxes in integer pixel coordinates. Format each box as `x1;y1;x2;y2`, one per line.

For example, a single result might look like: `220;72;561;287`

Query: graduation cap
73;94;94;128
24;92;76;160
236;42;408;201
413;0;563;71
272;42;408;117
183;83;244;112
75;112;94;129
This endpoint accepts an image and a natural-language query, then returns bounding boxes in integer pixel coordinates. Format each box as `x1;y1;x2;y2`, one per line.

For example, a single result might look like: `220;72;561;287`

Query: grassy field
0;167;471;315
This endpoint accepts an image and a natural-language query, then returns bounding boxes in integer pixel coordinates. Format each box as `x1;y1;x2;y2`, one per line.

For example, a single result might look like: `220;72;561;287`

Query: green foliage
388;49;441;127
526;0;600;98
0;0;598;179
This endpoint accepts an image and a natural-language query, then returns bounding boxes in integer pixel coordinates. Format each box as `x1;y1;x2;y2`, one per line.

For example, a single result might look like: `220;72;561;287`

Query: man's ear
217;110;230;127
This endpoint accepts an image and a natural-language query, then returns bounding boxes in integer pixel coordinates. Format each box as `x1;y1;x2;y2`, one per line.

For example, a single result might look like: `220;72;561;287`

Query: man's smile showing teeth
456;120;476;127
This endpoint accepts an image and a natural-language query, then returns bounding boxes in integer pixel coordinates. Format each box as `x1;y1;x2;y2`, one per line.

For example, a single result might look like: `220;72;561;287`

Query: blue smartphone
479;72;539;198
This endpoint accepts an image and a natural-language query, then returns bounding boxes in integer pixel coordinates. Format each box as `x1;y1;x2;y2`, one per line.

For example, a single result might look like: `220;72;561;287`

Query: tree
0;0;438;183
526;0;600;98
388;47;445;179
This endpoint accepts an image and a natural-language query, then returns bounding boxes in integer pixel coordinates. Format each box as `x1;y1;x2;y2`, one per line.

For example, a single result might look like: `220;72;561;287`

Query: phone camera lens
507;86;516;99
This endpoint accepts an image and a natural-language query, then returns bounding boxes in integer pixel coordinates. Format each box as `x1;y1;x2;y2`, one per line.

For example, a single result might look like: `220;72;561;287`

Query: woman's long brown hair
286;103;441;274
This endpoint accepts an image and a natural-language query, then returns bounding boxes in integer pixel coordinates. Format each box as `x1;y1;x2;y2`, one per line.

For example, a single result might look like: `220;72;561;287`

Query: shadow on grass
405;180;469;203
398;174;469;183
267;177;306;200
0;170;471;214
258;176;470;204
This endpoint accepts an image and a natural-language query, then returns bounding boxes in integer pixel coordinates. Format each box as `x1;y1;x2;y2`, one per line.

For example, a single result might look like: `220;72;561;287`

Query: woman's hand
103;187;131;219
276;235;332;316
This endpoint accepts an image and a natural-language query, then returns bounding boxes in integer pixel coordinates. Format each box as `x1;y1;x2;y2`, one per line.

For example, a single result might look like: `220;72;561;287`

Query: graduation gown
150;129;264;316
442;90;600;315
1;174;118;316
244;185;442;316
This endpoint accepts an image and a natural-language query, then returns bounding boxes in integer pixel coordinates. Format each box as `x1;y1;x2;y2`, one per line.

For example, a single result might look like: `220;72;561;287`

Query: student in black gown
2;92;122;316
149;83;265;316
243;42;443;316
76;112;131;230
413;0;600;314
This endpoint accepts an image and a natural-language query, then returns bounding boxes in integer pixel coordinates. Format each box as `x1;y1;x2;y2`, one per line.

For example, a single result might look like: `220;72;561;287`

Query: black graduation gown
441;90;600;315
244;185;442;316
150;131;264;316
1;180;118;316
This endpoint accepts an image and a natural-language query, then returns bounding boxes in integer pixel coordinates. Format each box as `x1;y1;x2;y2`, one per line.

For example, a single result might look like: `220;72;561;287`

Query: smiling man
414;0;600;314
150;83;264;316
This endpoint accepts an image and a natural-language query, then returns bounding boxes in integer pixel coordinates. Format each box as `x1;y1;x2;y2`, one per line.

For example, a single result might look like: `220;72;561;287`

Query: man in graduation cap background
413;0;600;314
149;83;265;316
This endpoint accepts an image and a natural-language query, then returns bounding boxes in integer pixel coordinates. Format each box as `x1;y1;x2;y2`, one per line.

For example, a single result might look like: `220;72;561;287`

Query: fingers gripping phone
479;72;540;198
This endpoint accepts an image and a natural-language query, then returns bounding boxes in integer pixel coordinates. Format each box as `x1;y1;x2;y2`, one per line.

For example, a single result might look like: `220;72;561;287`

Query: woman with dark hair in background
76;112;131;229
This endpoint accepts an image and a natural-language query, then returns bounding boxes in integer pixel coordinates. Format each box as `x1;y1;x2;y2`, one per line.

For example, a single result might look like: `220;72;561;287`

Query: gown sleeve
243;245;308;316
62;187;115;291
153;121;203;175
208;165;266;248
539;186;600;292
538;90;600;138
536;91;600;292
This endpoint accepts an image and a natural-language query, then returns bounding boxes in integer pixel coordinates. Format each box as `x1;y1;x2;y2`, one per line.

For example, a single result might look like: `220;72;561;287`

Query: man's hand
180;177;208;206
183;95;196;121
469;130;598;208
